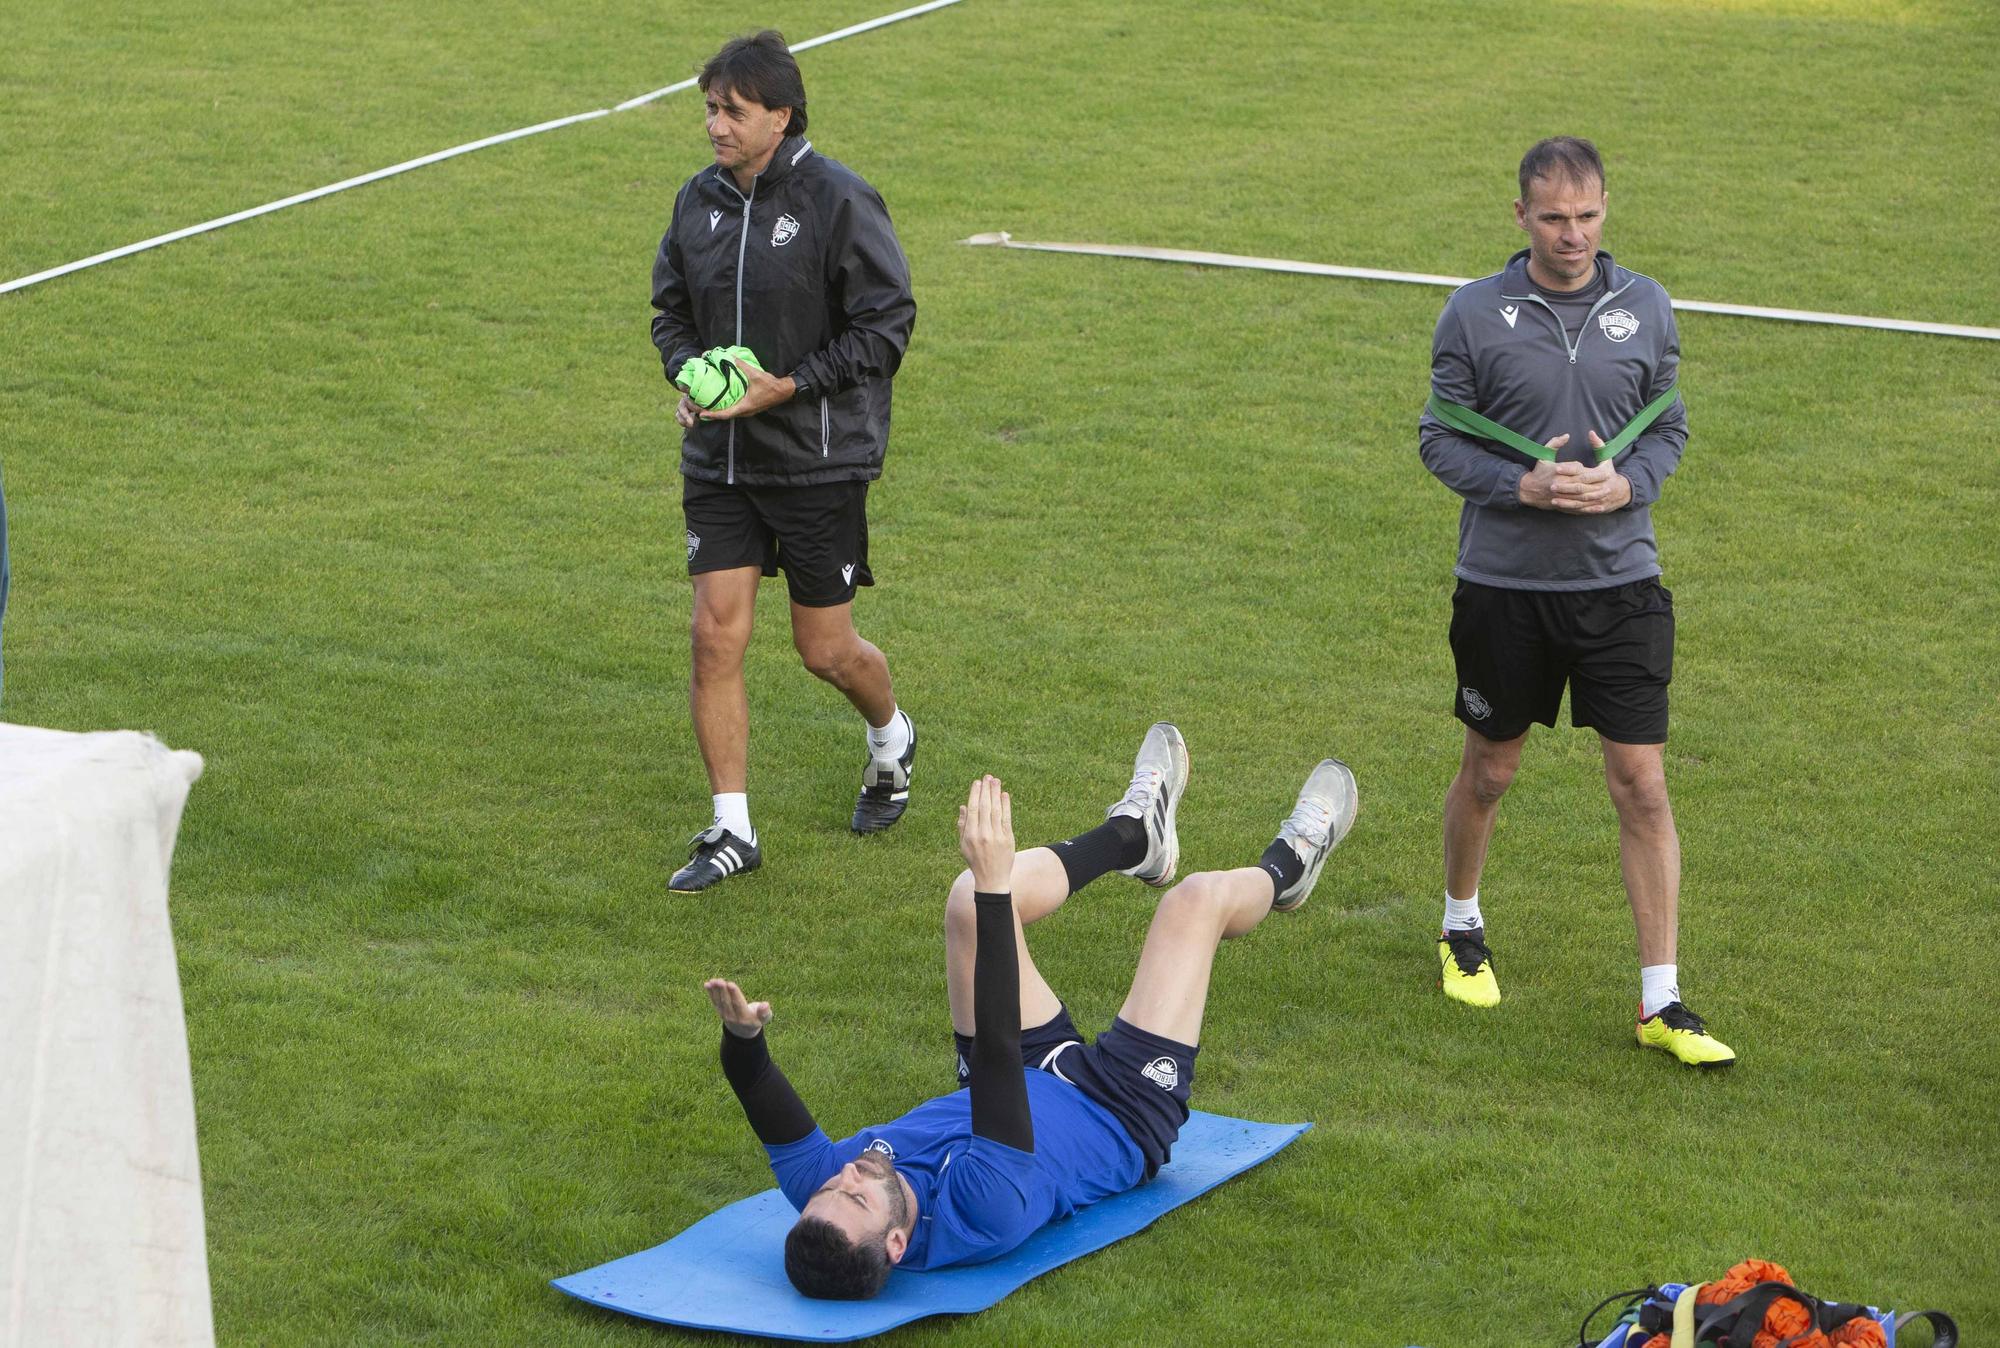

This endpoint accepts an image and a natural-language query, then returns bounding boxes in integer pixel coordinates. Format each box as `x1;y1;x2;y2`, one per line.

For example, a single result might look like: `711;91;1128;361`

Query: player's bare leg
1600;738;1678;967
1442;727;1526;901
689;567;761;793
944;849;1072;1036
1119;759;1357;1047
789;599;894;726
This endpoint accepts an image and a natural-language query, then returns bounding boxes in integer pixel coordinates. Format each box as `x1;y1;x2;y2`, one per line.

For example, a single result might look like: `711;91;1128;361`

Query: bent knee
945;870;978;931
795;635;856;683
1155;872;1229;924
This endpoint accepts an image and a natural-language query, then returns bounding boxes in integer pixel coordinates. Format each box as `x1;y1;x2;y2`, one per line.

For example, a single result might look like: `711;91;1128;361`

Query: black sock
1257;838;1304;904
1049;815;1147;893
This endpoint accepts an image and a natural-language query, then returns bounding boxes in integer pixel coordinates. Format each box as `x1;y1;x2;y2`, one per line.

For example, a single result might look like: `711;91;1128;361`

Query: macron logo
1499;304;1519;329
841;563;856;585
708;209;721;232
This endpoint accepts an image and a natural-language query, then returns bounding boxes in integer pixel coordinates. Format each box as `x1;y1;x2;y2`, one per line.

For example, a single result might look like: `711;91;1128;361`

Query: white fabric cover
1;724;212;1348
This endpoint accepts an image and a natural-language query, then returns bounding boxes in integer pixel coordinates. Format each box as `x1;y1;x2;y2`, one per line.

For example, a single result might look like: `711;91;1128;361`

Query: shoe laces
1655;1001;1707;1033
1441;929;1493;976
687;824;726;856
1284;795;1334;849
1115;766;1164;818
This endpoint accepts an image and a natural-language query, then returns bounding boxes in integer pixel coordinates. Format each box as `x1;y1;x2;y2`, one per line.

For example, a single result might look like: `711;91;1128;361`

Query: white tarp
1;725;211;1348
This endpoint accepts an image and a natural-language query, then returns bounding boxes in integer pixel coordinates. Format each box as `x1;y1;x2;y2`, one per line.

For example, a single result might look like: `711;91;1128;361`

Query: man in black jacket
651;31;918;892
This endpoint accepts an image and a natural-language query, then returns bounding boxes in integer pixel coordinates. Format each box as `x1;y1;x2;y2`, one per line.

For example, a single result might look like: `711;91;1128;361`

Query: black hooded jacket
650;135;915;486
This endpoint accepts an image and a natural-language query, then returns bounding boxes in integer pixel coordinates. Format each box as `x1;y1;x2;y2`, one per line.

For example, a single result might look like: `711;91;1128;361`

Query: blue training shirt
765;1070;1144;1270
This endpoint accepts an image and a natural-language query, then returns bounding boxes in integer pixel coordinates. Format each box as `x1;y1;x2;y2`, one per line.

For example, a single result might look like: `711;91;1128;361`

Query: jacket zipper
1506;274;1633;365
820;396;829;457
717;173;756;484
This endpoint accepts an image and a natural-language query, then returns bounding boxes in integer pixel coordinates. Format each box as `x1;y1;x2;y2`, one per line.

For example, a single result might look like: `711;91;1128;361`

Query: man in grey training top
1417;136;1733;1067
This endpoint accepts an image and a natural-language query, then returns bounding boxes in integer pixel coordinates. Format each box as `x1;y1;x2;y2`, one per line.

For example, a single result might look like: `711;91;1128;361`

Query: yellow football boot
1438;928;1500;1008
1636;1001;1736;1068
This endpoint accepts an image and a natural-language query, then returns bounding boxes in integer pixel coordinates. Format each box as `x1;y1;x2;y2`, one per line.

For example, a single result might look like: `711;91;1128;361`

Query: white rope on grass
962;231;2000;342
0;0;969;296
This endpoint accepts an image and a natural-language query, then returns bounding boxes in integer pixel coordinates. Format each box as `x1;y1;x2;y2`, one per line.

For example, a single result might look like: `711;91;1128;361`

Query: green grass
4;0;1998;1343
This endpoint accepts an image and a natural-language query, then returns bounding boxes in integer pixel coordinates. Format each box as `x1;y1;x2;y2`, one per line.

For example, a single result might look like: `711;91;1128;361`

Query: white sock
712;792;754;843
1640;964;1680;1019
867;706;910;760
1443;891;1483;932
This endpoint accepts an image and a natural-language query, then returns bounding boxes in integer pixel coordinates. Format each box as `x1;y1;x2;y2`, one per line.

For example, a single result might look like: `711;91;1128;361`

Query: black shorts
681;476;874;608
954;1006;1196;1181
1449;577;1674;744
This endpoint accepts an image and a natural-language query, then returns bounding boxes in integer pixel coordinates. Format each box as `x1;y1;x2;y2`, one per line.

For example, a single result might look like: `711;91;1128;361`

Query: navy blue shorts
955;1006;1196;1180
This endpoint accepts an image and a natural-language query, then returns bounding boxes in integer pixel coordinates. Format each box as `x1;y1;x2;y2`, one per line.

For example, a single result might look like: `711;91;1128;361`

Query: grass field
4;0;1998;1343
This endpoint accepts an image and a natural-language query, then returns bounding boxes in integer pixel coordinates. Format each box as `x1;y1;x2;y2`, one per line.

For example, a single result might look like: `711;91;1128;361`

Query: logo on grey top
1598;308;1641;342
1499;304;1519;329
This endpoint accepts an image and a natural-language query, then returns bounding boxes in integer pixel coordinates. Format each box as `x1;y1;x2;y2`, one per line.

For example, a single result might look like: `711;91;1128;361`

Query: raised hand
957;775;1016;893
704;977;773;1039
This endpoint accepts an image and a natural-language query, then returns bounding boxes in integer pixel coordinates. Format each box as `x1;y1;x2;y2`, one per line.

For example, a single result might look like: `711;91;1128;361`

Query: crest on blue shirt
865;1138;895;1158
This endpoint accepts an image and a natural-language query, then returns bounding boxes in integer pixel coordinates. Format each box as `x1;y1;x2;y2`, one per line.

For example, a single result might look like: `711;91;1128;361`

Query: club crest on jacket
1598;308;1640;342
771;214;800;247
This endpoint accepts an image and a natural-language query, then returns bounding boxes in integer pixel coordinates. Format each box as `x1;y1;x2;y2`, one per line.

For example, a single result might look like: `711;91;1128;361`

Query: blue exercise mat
553;1110;1309;1342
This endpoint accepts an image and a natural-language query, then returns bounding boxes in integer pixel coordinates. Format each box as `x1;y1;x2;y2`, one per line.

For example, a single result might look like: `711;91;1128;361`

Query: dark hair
784;1217;891;1300
700;31;808;136
1518;136;1604;200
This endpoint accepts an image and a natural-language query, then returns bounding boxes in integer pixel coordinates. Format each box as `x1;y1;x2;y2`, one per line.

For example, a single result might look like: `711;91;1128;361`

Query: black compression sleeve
719;1029;818;1147
969;892;1034;1152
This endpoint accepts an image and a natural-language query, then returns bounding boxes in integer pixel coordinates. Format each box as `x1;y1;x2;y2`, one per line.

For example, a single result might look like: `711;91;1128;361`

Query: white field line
619;0;968;109
0;0;968;296
1;110;610;296
962;232;2000;342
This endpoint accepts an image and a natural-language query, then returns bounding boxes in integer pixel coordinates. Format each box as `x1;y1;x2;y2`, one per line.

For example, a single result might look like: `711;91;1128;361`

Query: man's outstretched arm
705;978;818;1147
959;777;1035;1153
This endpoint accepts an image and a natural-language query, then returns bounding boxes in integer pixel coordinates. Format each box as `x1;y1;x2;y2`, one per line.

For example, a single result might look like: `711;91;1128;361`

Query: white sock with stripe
866;706;910;761
712;792;754;844
1640;964;1679;1019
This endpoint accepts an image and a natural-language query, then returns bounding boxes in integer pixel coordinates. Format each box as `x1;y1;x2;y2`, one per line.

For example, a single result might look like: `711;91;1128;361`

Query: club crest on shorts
1598;308;1640;342
1461;687;1492;720
686;530;701;562
771;213;800;247
865;1138;895;1158
1141;1056;1179;1091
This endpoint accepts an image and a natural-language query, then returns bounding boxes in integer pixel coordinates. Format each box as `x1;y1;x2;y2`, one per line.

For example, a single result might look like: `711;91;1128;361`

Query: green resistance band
1426;384;1680;463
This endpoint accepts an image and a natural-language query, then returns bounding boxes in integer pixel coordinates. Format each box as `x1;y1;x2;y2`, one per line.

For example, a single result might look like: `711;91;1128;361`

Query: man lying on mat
704;723;1358;1298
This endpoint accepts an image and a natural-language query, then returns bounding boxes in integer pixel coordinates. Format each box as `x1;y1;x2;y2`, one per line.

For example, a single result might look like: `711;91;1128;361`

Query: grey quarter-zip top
1418;249;1688;592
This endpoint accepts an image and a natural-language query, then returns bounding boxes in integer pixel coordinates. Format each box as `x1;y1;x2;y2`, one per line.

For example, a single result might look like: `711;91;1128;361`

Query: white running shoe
1271;758;1358;912
1107;722;1189;887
